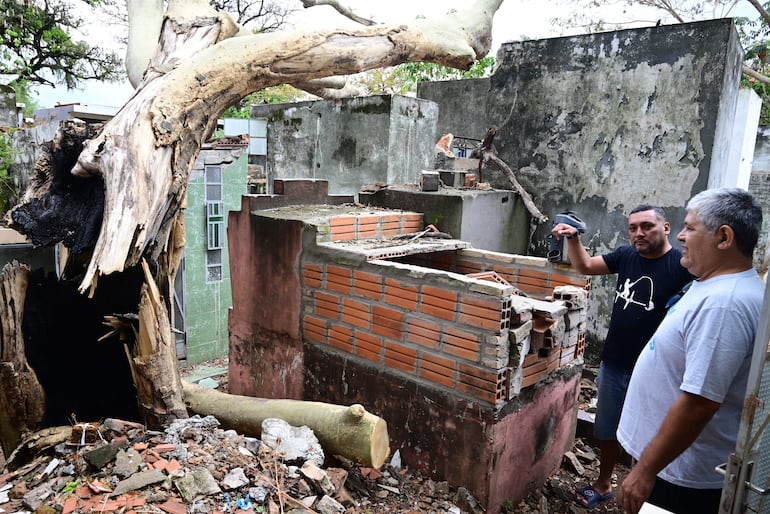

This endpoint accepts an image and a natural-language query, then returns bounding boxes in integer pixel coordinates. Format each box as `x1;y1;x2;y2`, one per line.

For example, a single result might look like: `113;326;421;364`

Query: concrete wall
182;147;248;364
252;95;438;199
749;171;770;271
360;187;530;255
419;19;745;351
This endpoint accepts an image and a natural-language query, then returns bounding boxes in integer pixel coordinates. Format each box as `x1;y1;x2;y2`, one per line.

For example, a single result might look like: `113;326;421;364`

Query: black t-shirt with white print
601;245;693;372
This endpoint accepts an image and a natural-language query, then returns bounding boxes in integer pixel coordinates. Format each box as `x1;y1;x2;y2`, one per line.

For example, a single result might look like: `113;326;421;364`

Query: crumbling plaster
420;19;744;349
252;95;438;198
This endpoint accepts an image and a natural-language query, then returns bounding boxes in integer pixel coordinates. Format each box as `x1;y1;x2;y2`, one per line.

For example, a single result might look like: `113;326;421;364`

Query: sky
30;0;756;110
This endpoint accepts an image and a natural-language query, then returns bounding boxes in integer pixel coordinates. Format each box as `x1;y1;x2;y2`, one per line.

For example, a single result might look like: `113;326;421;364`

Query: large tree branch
67;0;503;293
300;0;376;26
747;0;770;28
743;64;770;84
126;0;164;87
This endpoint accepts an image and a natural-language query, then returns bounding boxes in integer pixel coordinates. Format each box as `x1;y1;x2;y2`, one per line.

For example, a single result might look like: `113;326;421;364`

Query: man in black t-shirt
551;205;693;509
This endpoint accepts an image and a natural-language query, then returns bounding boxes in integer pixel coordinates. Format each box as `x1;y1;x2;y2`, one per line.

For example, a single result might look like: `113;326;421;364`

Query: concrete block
421;170;440;191
439;170;467;187
553;285;588;310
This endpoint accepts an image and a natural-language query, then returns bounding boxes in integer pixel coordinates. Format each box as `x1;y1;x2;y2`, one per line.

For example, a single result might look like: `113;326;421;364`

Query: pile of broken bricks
0;415;476;514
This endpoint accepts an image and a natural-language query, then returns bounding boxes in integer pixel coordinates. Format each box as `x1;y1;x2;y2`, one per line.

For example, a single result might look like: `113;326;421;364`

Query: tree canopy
0;0;123;89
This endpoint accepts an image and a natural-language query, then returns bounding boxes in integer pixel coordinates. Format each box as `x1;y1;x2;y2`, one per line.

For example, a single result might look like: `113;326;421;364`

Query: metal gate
720;277;770;513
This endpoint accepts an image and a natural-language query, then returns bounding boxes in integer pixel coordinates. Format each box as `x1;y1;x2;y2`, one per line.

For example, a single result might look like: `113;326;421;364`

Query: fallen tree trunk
183;381;390;468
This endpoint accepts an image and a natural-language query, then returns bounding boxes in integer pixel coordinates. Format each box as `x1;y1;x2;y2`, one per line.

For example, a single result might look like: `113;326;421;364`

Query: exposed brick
342;298;370;329
302;264;323;288
356;214;381;226
443;331;480;361
421;352;455;375
456;380;498;404
372;305;405;339
329;216;355;227
406;317;441;349
385;342;418;373
419;352;456;388
552;273;590;289
354;331;383;362
455;259;483;274
386;279;419;302
381;221;402;233
489;265;515;284
457;364;503;403
459;294;504;318
444;326;481;350
419;368;455;389
421;303;456;321
326;265;353;294
379;213;399;223
303;316;327;344
331;230;355;241
422;285;458;305
329;324;354;352
403;221;423;232
357;227;379;238
354;271;383;300
314;291;340;320
457;314;504;333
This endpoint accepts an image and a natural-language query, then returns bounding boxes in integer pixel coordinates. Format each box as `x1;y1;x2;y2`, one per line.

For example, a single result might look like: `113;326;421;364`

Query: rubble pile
0;415;474;514
0;363;626;514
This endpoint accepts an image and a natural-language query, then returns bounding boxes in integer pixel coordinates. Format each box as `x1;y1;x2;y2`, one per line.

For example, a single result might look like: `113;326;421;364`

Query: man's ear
663;221;671;235
717;225;735;250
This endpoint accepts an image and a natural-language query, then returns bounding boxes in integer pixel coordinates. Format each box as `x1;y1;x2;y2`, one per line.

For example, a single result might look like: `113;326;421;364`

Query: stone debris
0;414;477;514
0;362;624;514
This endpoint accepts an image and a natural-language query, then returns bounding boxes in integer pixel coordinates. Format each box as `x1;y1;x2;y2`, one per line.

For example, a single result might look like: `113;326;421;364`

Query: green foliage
501;499;515;512
0;131;20;217
11;80;39;118
353;56;496;96
736;7;770;125
222;85;308;118
0;0;123;89
62;480;80;495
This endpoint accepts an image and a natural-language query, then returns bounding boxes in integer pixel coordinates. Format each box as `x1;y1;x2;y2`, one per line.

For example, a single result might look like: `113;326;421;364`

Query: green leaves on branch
222;85;308;118
353;56;496;96
0;0;123;89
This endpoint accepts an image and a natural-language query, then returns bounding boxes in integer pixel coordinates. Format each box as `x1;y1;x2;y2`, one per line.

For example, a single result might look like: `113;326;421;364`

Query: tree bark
183;382;390;469
1;0;503;450
0;262;45;458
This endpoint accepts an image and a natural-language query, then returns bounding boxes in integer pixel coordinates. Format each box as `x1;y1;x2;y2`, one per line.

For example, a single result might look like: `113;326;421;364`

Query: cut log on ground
183;381;390;469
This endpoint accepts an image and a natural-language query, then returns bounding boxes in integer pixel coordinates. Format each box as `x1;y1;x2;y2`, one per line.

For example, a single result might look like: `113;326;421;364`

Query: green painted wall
183;150;248;364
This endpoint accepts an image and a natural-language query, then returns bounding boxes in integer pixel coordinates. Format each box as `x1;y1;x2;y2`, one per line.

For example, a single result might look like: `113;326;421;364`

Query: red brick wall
300;212;590;407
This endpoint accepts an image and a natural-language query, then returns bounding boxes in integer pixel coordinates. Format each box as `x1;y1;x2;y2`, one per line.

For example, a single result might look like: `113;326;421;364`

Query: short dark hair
686;188;762;258
630;204;667;221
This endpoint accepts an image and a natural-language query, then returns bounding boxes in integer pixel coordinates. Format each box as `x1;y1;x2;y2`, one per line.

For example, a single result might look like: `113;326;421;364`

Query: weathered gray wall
417;77;491;143
0;86;16;128
252;95;438;198
749;171;770;270
420;19;744;351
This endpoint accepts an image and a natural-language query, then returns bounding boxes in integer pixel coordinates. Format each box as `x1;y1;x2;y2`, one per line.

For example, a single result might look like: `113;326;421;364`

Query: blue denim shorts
594;361;633;440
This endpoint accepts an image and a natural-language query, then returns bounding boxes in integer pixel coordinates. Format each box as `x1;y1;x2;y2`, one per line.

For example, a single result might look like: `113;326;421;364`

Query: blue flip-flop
575;485;614;508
